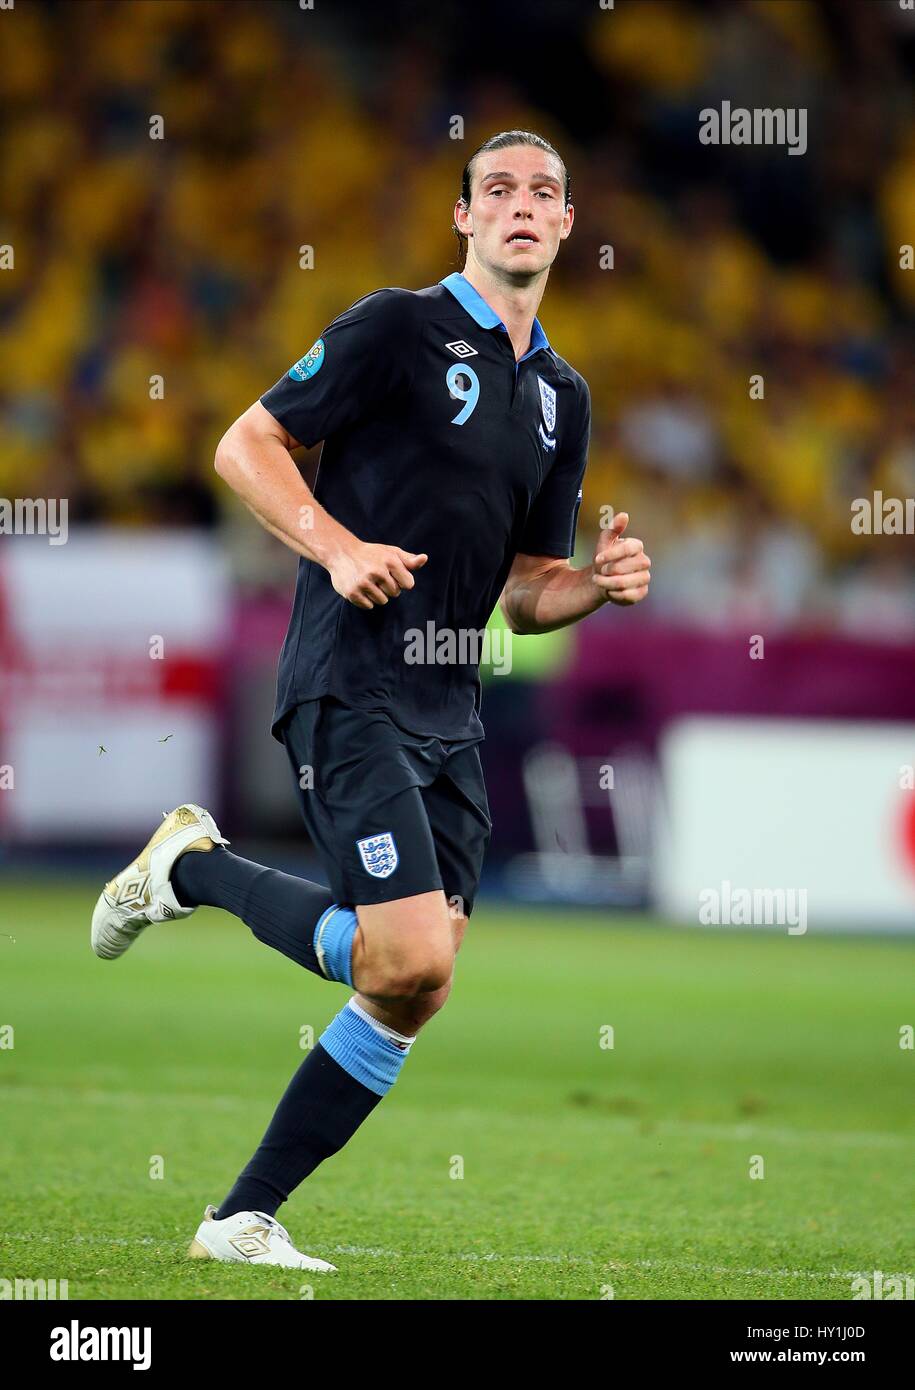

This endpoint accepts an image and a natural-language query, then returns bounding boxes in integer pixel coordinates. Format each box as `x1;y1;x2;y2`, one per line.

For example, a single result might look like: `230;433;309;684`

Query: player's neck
460;261;547;362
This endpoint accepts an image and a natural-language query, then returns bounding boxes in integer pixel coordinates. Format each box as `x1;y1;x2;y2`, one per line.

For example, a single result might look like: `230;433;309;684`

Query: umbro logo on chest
444;339;479;358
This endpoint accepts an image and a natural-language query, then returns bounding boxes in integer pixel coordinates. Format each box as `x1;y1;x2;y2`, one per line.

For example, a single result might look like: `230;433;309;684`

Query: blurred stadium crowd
1;0;913;635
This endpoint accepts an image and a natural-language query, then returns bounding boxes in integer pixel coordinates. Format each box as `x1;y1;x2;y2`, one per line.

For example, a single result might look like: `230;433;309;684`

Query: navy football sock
215;1042;385;1219
171;846;335;976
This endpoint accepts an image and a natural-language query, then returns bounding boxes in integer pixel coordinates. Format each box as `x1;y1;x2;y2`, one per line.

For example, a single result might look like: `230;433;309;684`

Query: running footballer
90;130;652;1269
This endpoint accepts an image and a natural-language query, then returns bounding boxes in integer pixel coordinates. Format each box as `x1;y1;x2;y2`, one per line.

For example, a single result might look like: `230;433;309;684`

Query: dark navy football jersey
260;272;591;742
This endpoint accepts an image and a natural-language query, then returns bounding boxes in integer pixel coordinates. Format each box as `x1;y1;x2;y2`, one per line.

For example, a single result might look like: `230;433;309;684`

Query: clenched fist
329;541;428;610
591;511;651;606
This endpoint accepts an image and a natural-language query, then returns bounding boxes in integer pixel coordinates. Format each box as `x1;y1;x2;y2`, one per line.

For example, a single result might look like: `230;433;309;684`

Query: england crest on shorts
357;831;399;879
537;376;557;435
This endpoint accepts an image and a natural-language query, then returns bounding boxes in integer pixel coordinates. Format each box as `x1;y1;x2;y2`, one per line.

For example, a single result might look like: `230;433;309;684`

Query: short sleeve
516;379;591;558
259;288;419;448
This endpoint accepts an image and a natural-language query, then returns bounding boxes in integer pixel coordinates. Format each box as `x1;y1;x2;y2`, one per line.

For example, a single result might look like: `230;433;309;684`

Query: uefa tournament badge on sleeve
288;338;325;381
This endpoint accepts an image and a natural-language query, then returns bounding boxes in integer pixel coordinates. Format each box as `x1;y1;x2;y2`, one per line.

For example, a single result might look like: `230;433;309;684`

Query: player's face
458;146;573;279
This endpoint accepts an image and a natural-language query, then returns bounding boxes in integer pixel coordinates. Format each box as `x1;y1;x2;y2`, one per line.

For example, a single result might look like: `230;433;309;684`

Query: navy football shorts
278;696;492;916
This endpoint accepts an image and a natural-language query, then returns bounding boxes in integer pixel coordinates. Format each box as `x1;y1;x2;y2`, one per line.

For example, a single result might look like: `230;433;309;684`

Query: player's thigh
281;698;442;910
421;743;492;924
351;746;484;1000
278;699;351;902
353;744;488;993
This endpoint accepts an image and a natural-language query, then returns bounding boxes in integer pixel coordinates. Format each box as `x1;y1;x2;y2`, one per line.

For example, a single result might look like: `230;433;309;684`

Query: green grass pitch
1;879;913;1300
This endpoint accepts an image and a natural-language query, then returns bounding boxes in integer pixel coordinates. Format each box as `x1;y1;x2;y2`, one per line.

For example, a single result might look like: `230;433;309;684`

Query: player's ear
454;199;473;234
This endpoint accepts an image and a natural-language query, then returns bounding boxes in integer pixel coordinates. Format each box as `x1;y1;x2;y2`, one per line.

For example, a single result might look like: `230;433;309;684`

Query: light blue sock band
314;904;357;986
319;1000;413;1096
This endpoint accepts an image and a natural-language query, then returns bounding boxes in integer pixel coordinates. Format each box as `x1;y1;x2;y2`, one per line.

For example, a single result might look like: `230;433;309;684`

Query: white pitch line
0;1232;909;1286
330;1246;913;1284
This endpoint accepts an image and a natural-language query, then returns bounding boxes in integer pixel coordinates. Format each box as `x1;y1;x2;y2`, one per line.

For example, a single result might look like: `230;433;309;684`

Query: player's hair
452;130;571;269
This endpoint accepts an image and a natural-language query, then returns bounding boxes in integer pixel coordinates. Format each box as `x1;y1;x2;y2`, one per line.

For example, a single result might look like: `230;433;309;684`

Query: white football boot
187;1205;337;1272
90;803;229;960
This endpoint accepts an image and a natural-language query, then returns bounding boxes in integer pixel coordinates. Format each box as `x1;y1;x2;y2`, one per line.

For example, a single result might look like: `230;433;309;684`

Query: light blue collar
439;271;553;359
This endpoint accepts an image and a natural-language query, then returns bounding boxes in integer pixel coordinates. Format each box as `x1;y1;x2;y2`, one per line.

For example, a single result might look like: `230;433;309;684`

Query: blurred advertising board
657;717;915;932
0;531;230;842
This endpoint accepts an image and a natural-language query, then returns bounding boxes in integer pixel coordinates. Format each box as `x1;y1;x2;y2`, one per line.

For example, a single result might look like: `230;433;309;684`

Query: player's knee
358;922;453;1000
356;891;455;998
399;976;454;1030
365;942;453;999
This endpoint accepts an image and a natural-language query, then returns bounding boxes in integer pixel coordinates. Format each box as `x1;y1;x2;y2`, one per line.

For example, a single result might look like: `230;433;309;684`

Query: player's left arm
500;511;650;635
499;377;650;635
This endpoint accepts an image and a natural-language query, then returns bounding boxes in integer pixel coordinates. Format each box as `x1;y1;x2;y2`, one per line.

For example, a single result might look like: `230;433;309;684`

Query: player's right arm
214;401;427;610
